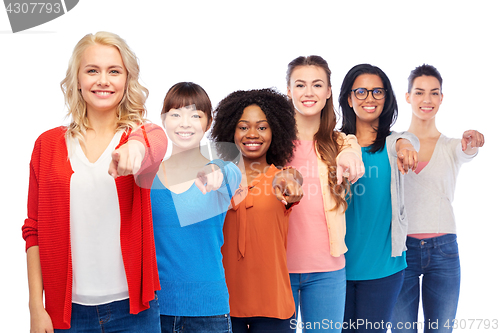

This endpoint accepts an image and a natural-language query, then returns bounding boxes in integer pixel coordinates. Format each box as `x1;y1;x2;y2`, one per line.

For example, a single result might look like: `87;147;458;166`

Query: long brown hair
286;55;349;211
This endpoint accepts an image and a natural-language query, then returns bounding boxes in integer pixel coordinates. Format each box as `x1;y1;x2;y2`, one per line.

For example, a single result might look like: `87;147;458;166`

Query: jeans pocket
437;241;459;258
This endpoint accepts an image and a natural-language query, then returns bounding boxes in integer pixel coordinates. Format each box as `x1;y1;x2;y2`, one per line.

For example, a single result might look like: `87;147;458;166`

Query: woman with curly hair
338;64;419;332
211;88;303;332
285;56;363;332
22;32;167;332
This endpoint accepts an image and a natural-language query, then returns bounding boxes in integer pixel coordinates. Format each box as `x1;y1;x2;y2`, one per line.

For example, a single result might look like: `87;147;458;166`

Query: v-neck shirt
68;131;128;305
404;134;476;235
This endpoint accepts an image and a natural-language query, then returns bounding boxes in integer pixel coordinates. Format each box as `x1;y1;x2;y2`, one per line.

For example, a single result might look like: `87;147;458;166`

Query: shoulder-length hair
286;55;348;211
61;31;148;139
339;63;398;153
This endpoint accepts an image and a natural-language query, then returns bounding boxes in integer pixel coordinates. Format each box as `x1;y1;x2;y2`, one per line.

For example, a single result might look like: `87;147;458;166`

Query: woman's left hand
461;130;485;154
396;139;418;174
195;164;223;194
273;171;303;205
108;140;146;178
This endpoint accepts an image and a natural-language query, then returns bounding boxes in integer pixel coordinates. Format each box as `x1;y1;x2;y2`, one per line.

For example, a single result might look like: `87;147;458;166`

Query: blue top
150;160;241;316
345;144;407;280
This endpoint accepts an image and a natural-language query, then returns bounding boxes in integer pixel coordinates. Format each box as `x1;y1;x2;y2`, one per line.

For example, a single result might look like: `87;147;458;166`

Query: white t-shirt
68;132;129;305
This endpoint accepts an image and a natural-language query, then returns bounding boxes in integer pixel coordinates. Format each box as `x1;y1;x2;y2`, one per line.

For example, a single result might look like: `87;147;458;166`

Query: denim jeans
54;296;160;332
161;314;232;333
232;315;295;333
343;270;404;333
289;268;346;332
391;234;460;333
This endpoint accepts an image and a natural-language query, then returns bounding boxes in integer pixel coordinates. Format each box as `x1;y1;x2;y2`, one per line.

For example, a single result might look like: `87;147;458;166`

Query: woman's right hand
30;306;54;333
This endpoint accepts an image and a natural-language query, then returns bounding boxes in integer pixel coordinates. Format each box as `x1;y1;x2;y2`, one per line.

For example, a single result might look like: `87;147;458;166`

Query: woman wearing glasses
338;64;419;332
390;64;484;333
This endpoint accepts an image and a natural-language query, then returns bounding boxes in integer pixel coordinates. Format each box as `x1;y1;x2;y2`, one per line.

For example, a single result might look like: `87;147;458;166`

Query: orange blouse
222;165;295;319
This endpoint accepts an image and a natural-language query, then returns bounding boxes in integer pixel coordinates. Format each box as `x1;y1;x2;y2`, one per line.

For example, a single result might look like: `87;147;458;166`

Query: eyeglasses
351;88;386;100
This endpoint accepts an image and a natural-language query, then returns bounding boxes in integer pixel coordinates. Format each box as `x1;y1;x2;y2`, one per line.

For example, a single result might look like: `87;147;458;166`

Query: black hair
408;64;443;93
211;88;296;167
339;64;398;153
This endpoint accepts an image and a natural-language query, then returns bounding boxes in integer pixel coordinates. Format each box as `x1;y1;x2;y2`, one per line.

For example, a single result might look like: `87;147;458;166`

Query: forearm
27;246;44;311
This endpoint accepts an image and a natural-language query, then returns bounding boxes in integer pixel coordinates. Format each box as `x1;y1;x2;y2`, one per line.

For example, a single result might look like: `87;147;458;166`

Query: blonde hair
61;31;148;138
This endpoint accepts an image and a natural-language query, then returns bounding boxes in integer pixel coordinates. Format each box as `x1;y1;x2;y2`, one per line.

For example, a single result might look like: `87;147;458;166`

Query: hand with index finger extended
337;152;364;184
396;138;418;174
108;140;145;179
461;130;484;153
195;163;223;195
273;171;303;205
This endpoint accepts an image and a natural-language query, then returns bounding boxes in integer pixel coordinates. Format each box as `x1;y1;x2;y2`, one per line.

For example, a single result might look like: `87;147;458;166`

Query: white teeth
421;107;433;111
364;106;375;110
303;101;315;106
94;91;112;95
244;143;261;146
177;133;193;137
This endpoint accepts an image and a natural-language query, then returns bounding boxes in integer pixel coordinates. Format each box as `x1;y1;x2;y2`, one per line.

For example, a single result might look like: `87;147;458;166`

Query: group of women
23;31;484;333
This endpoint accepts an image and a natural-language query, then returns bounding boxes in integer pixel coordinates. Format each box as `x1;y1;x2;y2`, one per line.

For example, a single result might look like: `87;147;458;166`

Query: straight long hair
339;64;398;153
287;55;348;211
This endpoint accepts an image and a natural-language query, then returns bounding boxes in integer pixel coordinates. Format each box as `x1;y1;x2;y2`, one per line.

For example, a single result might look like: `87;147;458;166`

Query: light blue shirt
150;160;241;316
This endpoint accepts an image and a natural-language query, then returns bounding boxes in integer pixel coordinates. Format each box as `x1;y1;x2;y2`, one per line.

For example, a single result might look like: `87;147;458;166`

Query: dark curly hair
211;88;297;168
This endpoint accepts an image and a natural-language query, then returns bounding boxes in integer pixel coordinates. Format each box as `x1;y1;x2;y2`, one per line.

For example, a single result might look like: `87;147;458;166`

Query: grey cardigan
386;131;420;257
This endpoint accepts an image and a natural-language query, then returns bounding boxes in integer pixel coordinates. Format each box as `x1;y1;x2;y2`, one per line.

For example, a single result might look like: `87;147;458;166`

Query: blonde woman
22;31;167;332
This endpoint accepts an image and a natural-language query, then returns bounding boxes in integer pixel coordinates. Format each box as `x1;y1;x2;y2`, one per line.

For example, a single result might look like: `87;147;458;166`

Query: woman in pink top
285;56;364;332
390;64;484;333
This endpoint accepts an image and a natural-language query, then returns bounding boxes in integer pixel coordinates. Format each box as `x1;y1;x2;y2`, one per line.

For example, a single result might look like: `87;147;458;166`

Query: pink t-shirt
286;140;345;273
408;161;447;240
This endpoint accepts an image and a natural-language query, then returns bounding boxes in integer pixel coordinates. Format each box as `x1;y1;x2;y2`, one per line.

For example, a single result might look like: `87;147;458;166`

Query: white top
68;131;129;305
404;134;476;234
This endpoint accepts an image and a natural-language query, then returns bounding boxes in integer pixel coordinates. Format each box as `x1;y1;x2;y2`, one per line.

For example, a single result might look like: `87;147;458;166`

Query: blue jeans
343;270;404;332
161;314;232;333
54;297;160;332
289;269;346;332
391;234;460;333
232;316;295;333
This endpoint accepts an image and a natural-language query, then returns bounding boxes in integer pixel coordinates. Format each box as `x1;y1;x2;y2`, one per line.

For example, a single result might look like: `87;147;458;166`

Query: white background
1;1;498;331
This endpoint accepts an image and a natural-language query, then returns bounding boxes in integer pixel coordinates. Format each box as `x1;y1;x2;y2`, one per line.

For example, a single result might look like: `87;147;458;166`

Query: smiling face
163;105;210;152
78;44;127;117
234;104;272;165
287;65;332;119
406;75;443;121
348;74;385;127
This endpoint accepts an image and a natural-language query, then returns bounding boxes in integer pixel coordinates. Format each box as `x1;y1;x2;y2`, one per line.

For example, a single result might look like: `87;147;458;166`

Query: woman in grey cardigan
338;63;419;333
390;64;484;333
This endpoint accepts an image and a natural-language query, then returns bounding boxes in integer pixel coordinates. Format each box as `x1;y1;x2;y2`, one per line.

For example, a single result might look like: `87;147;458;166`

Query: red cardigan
22;124;167;329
